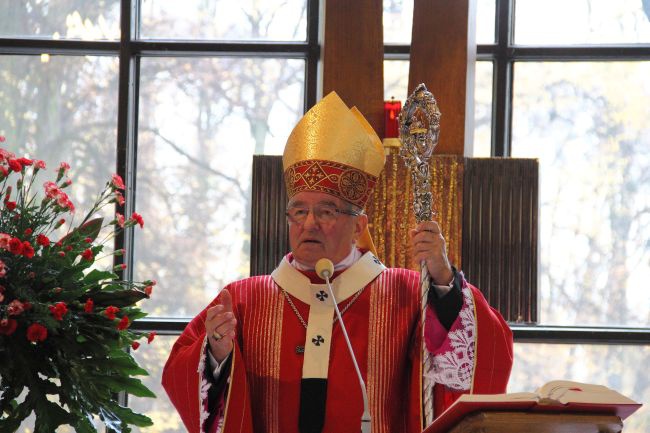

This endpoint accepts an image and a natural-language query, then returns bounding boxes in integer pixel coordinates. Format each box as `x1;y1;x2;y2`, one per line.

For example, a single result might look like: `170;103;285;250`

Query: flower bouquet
0;137;156;433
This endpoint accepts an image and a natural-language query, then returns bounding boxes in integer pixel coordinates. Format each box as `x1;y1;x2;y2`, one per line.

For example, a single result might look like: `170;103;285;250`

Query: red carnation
49;302;68;321
43;181;59;198
22;241;34;258
117;316;130;330
24;228;33;236
58;162;70;176
131;212;144;228
36;234;50;247
7;159;22;172
8;237;23;255
17;157;33;166
131;341;140;350
84;298;94;313
111;173;125;190
5;201;16;211
144;285;153;296
7;300;25;316
81;248;93;261
104;306;120;320
115;212;125;228
0;319;17;336
147;331;156;344
34;159;46;169
26;323;48;342
114;190;125;205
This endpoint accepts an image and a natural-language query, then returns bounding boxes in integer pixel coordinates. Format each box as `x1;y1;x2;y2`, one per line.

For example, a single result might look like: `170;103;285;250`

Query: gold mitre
283;91;385;209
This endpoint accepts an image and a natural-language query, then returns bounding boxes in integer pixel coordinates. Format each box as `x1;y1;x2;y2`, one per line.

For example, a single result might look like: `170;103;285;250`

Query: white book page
536;380;637;404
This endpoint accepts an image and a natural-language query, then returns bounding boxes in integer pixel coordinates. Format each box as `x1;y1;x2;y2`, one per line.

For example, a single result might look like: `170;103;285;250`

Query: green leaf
59;217;104;244
72;414;96;433
98;407;122;432
123;310;147;321
32;398;72;432
0;398;31;433
93;376;156;398
105;350;149;376
87;289;148;307
83;269;118;286
110;404;154;427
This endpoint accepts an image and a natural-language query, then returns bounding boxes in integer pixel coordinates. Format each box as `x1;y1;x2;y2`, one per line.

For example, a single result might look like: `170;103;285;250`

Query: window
383;1;650;431
0;1;317;431
3;0;648;430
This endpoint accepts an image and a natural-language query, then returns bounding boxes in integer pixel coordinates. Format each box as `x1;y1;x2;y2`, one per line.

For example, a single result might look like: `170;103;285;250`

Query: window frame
2;0;649;424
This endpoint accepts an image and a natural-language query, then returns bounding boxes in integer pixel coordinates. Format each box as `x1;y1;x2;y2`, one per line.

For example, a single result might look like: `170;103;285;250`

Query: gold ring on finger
212;330;223;341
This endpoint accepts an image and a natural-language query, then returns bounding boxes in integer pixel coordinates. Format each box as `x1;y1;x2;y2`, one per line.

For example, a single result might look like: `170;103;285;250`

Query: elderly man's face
287;191;366;267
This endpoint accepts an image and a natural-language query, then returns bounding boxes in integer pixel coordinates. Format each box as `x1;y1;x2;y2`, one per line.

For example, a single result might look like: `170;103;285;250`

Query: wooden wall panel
250;156;540;325
408;0;476;155
250;155;288;276
323;0;385;136
461;158;539;323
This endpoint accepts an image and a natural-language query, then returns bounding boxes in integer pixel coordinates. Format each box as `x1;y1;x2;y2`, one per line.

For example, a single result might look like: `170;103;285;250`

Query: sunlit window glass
476;0;496;44
0;54;118;248
515;0;650;45
139;0;308;41
134;56;305;318
512;61;650;327
473;61;493;157
384;59;410;102
383;0;413;44
0;1;120;40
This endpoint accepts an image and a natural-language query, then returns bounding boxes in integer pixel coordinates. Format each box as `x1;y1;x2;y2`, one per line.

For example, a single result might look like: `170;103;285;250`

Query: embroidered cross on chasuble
271;252;385;433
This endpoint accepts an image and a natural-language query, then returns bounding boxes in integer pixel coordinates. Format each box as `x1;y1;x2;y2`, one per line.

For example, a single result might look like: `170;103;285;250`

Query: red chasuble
162;252;513;433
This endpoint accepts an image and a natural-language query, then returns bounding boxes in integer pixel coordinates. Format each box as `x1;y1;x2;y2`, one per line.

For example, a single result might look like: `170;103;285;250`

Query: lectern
424;411;623;433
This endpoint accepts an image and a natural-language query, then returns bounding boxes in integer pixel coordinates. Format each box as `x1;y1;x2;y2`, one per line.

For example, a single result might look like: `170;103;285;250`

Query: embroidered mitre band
283;92;385;209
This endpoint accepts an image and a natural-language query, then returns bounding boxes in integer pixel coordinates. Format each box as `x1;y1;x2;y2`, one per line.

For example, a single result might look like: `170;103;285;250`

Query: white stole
271;252;386;379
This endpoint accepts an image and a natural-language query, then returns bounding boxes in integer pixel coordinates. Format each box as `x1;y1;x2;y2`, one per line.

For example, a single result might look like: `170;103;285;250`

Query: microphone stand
317;259;371;433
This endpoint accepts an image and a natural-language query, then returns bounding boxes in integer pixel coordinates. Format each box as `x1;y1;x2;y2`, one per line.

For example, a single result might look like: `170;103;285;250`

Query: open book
425;380;642;433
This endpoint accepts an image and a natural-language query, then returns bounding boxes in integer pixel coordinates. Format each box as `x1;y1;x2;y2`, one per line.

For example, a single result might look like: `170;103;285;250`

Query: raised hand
205;289;237;362
410;221;453;286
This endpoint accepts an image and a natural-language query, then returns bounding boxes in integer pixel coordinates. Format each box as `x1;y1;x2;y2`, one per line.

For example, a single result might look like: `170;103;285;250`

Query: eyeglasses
285;204;361;225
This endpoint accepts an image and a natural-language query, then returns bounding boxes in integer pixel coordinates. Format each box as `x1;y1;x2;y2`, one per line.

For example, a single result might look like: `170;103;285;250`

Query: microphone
315;258;335;280
315;258;371;433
